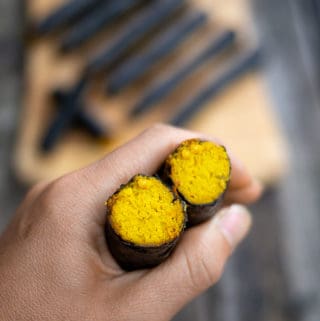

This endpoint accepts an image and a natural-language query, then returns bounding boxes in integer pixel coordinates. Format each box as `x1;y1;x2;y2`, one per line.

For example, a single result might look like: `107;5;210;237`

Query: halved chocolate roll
162;139;231;226
105;175;186;270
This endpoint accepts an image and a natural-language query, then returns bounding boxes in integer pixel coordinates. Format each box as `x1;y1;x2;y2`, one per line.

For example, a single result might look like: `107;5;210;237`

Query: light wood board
15;0;288;185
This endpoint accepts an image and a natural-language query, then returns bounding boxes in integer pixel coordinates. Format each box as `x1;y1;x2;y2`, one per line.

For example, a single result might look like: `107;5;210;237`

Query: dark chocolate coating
105;218;179;271
186;194;225;226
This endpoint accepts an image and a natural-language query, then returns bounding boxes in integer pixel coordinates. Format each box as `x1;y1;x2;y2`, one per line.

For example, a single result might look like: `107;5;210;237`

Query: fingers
224;149;264;204
129;205;252;319
227;156;254;190
18;181;50;209
77;124;201;201
69;124;261;210
225;179;263;205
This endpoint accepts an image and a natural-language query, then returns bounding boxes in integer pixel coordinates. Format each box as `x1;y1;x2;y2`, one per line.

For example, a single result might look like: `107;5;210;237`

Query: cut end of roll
106;175;185;247
166;139;231;205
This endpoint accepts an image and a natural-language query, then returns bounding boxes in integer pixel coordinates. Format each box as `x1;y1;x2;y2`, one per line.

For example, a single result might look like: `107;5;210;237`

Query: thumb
137;204;252;319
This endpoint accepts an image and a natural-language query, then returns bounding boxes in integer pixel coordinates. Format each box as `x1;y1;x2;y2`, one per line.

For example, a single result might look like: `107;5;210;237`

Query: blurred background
1;0;320;320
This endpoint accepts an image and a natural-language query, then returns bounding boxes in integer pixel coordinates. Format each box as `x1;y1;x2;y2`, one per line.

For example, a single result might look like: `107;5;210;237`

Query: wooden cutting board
15;0;288;185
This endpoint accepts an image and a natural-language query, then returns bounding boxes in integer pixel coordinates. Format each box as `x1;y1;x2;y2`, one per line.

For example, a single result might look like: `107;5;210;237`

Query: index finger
71;124;262;216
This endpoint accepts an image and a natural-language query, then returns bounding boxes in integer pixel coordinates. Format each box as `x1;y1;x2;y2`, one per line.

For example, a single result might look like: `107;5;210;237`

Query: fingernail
213;204;252;248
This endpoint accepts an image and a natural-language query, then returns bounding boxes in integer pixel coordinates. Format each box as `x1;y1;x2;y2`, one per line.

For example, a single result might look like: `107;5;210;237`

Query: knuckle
145;123;172;136
150;122;169;131
38;179;71;218
44;180;62;198
39;196;72;231
30;182;45;194
184;245;224;293
44;176;71;198
198;253;222;287
24;181;47;202
37;175;87;230
183;253;200;293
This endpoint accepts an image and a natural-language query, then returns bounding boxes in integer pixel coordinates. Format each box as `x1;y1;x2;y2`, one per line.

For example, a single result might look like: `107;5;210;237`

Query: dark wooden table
1;0;320;320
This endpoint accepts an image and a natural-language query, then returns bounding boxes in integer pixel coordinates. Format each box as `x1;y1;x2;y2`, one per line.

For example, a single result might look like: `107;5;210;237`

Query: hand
0;124;262;321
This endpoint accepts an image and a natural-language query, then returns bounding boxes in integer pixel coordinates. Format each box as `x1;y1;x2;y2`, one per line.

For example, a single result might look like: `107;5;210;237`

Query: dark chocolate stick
52;90;106;137
37;0;103;34
87;0;185;73
107;11;207;94
76;109;106;138
41;102;107;152
41;76;89;151
60;0;139;52
169;50;262;127
131;30;236;117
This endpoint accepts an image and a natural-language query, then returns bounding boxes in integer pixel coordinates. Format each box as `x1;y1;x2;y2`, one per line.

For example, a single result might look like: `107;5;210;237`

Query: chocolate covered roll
105;175;186;270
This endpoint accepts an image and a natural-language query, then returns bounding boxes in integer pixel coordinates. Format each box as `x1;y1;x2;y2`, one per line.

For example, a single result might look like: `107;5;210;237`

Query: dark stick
169;49;262;127
60;0;140;52
37;0;103;34
42;104;106;151
76;109;106;138
41;76;89;151
106;11;207;94
131;30;236;117
52;90;106;137
87;0;186;73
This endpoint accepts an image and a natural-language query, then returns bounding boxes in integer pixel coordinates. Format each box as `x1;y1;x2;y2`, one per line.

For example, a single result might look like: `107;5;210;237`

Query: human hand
0;124;262;321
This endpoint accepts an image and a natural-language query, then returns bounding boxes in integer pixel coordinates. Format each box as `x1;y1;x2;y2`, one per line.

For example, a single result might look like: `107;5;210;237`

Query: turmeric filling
168;139;231;205
107;175;185;246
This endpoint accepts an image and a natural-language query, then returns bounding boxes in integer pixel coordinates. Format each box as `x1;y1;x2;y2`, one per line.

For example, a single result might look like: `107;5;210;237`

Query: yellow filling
106;175;185;246
168;139;231;205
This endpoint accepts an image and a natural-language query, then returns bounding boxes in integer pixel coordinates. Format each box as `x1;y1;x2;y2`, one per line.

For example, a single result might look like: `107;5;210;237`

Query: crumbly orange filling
106;175;185;246
167;139;231;205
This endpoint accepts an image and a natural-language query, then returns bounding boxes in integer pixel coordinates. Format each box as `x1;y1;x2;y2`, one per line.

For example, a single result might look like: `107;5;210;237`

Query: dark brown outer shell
186;193;225;226
105;213;180;271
